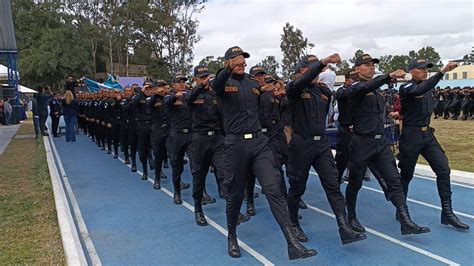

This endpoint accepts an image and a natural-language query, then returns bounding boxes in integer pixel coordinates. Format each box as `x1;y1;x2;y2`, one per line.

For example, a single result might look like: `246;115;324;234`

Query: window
453;73;458;80
463;72;468;79
445;74;449;80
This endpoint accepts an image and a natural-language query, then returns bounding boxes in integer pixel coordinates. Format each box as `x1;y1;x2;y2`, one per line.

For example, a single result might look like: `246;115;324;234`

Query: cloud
193;0;473;68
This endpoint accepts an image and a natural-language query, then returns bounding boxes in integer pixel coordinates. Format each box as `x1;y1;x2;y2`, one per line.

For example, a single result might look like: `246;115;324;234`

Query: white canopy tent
1;84;37;94
0;64;20;80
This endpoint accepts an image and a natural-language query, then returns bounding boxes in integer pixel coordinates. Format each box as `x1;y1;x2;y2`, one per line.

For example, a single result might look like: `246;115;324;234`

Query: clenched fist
389;69;406;79
321;53;341;65
441;62;459;74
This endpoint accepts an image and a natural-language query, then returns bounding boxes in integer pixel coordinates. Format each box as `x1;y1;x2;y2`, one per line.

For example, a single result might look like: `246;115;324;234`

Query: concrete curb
43;136;87;265
414;164;474;186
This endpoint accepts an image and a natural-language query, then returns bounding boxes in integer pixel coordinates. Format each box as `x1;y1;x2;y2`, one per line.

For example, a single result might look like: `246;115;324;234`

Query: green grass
416;117;474;172
0;117;66;264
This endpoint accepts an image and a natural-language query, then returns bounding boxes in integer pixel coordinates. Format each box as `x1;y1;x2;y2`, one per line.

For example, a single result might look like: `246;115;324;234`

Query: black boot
180;181;190;190
142;173;148;180
174;193;182;205
237;213;251;225
202;190;216;205
441;199;470;231
335;213;367;245
161;171;167;179
348;215;366;233
292;223;309;242
124;157;130;165
298;199;308;209
163;159;169;168
282;226;317;260
246;201;256;216
398;206;430;235
195;211;208;226
153;177;161;190
131;164;137;172
227;233;241;258
113;154;118;159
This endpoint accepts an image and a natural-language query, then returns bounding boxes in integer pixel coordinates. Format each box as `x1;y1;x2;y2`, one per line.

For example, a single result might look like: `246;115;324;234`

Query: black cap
250;66;266;76
155;80;168;86
354;54;380;66
193;65;210;78
173;74;188;83
264;74;276;84
408;59;434;70
224;46;250;60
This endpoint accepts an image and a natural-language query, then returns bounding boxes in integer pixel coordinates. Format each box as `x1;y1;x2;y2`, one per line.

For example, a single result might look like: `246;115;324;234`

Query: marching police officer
49;93;62;137
398;60;469;231
212;46;316;260
165;75;193;204
286;54;366;245
148;80;170;190
187;65;225;226
346;54;430;235
119;87;133;164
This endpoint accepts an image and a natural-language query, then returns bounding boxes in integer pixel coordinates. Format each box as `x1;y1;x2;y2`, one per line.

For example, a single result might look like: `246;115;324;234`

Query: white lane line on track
413;175;474;189
254;184;460;266
48;136;102;265
116;155;274;266
310;171;474;220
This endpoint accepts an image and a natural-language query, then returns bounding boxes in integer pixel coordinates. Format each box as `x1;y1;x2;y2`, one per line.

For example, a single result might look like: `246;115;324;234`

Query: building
442;65;474;80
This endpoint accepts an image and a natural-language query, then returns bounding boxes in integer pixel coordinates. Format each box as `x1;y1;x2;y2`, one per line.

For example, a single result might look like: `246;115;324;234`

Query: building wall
443;65;474;80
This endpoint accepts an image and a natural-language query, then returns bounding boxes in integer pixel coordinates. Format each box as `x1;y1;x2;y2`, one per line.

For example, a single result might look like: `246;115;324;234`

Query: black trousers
111;120;121;154
50;115;60;136
223;133;291;235
398;127;451;201
166;130;192;192
129;120;138;166
346;134;407;217
190;132;225;212
119;121;130;159
335;126;390;196
137;121;151;175
104;123;112;151
287;134;346;224
39;114;48;134
151;124;169;179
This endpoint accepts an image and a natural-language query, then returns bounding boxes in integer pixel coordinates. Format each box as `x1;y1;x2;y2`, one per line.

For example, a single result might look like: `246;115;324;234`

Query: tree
257;56;280;77
198;56;224;74
378;54;411;73
349;49;366;65
336;60;351;75
280;22;314;80
407;46;443;71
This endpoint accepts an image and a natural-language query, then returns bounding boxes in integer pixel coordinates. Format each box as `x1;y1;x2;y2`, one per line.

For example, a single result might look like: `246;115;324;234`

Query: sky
192;0;473;68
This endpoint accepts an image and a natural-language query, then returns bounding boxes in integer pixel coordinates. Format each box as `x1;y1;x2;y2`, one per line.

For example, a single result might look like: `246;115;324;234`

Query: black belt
195;130;220;136
354;132;383;139
403;125;430;132
172;128;191;133
226;131;261;140
294;133;324;141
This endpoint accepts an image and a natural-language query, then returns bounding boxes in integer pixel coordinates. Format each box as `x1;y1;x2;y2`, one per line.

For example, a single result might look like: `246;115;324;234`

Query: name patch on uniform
321;95;328;101
174;100;184;105
415;95;424;98
366;92;374;96
193;99;205;104
252;88;260;95
225;86;238;93
301;92;312;99
154;102;162;106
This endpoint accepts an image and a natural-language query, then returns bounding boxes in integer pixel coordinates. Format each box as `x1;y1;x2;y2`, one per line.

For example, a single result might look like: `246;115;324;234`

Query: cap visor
242;52;250;58
196;73;210;78
371;58;380;64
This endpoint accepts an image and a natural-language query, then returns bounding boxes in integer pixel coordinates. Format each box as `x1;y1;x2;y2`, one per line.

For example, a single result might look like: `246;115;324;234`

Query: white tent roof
1;84;37;94
0;64;20;80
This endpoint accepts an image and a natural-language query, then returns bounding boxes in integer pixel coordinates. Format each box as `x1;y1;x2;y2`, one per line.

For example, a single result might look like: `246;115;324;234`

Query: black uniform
398;72;469;230
449;90;462;120
110;98;122;158
164;90;193;198
119;97;132;163
286;60;366;245
346;73;429;235
132;92;152;179
49;98;62;137
443;90;453;119
148;93;170;187
461;90;471;120
127;94;139;170
334;84;390;199
188;83;225;214
211;61;316;260
433;90;444;118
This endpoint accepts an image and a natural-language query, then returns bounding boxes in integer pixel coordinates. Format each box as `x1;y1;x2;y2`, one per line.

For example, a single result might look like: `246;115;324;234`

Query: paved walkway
0;124;20;154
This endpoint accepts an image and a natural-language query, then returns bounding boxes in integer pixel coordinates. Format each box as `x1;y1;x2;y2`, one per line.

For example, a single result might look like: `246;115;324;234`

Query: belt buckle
207;131;214;136
313;136;321;141
182;128;189;133
244;133;253;139
421;126;428;132
374;134;382;139
261;128;268;133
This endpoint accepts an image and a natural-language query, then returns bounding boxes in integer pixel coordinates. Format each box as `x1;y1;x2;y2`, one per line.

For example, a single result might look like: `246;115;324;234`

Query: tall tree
198;56;224;74
336;60;351;75
280;22;314;80
257;56;280;77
